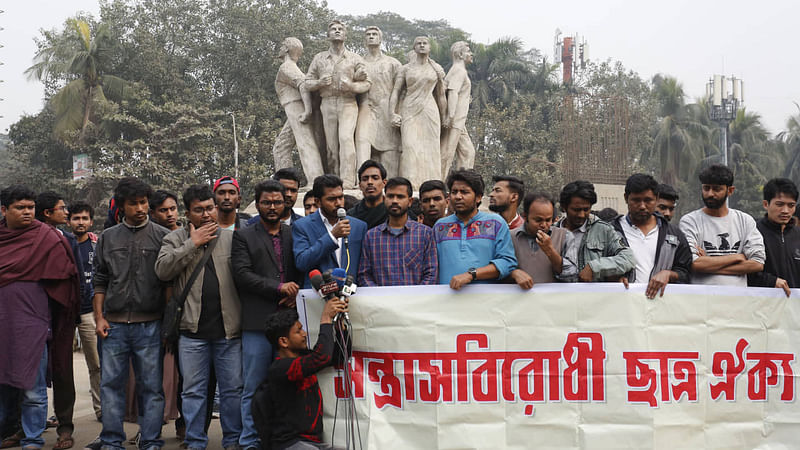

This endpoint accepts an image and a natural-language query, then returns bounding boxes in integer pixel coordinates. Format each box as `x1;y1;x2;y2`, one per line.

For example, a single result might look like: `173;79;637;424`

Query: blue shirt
433;211;518;284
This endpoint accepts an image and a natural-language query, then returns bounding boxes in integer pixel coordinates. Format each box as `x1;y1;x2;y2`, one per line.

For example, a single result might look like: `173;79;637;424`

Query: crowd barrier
296;283;799;449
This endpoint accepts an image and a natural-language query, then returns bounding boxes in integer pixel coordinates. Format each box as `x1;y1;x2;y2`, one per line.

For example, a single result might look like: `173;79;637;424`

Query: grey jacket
155;227;241;339
555;215;636;281
93;218;170;322
611;214;693;284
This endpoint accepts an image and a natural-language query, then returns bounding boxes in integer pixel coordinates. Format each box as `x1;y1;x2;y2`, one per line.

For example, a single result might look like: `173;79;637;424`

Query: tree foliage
3;1;798;225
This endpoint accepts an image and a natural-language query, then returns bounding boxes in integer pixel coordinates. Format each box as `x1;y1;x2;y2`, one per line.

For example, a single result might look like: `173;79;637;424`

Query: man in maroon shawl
0;185;80;449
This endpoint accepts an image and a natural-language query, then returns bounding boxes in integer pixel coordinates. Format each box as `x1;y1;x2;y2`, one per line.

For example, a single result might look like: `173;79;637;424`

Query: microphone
341;274;357;298
337;207;349;246
331;268;354;322
331;267;347;296
309;269;338;301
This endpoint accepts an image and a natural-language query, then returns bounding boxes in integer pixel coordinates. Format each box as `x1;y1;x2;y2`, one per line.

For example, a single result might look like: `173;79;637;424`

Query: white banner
296;283;799;449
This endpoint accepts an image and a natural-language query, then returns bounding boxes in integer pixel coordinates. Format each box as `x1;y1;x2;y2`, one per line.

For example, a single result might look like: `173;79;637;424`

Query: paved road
37;351;225;449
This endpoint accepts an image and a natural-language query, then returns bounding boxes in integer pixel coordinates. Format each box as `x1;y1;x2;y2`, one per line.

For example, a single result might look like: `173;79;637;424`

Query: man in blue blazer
293;174;368;287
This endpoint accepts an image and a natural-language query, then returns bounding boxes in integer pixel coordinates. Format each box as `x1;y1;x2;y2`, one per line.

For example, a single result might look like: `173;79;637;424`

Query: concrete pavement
36;351;226;449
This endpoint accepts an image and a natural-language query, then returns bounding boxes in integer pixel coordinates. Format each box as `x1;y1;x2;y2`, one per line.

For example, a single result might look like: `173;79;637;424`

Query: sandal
54;433;74;450
46;416;59;429
0;431;24;449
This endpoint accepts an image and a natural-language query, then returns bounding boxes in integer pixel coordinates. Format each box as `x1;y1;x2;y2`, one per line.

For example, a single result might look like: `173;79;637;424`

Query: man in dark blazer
293;174;367;287
231;180;302;450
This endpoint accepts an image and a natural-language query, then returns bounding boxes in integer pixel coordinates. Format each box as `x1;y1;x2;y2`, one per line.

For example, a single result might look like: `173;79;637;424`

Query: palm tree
642;75;710;187
467;37;535;114
26;19;126;140
778;104;800;181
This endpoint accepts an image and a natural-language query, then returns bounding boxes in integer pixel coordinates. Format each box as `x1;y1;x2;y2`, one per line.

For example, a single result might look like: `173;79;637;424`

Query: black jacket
612;214;692;284
266;323;337;449
348;200;388;230
231;222;302;331
748;217;800;288
93;219;170;321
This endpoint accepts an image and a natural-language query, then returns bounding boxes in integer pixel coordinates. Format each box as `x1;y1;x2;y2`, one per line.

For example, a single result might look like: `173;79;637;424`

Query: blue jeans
178;336;243;449
240;331;274;448
0;346;47;448
100;321;164;449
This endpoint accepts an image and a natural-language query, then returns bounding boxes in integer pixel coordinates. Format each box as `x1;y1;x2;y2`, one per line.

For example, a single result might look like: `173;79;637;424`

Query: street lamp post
229;112;238;179
707;75;743;166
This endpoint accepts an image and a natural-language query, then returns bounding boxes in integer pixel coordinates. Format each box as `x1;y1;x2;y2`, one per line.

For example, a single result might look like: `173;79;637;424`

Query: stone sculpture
440;41;476;177
355;26;402;178
272;37;324;182
389;36;447;190
306;21;371;188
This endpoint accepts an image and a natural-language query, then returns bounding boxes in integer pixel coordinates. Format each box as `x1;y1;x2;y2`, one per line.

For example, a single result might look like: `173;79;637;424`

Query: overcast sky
2;0;798;135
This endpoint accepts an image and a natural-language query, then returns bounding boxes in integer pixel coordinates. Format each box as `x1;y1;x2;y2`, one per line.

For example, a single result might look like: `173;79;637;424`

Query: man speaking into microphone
293;174;367;287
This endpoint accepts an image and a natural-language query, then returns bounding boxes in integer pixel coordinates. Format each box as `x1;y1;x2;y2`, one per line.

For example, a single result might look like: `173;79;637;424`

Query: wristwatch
468;267;477;281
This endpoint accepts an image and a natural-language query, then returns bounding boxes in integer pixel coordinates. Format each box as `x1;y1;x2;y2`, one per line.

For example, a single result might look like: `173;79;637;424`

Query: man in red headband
213;176;251;230
0;185;80;449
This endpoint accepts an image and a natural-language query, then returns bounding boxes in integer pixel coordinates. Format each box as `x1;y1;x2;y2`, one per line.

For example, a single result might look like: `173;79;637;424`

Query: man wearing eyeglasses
155;184;244;450
231;180;302;450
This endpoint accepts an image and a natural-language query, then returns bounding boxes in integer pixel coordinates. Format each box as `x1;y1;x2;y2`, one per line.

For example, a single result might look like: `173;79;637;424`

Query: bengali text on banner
295;283;800;449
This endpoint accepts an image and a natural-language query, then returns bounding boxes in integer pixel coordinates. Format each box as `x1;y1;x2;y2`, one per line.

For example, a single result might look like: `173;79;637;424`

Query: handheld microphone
341;274;357;298
330;268;352;322
331;267;347;295
309;269;338;301
337;208;349;246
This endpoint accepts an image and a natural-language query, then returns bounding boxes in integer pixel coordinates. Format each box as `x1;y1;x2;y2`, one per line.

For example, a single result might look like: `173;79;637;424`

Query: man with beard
0;185;79;450
293;174;368;286
358;177;437;286
748;178;799;297
679;164;765;286
433;169;519;289
419;180;449;227
247;168;305;227
150;190;180;231
232;180;302;450
611;174;692;298
156;185;243;450
67;201;103;422
214;176;250;230
554;180;635;282
348;160;388;229
489;175;525;230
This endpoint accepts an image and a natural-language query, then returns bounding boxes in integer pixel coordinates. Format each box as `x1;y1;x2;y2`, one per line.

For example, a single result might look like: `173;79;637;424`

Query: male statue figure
441;41;476;177
306;21;371;188
272;37;325;182
355;26;402;178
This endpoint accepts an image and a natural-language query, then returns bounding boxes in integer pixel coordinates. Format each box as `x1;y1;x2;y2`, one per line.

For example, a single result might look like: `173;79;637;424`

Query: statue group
272;21;476;190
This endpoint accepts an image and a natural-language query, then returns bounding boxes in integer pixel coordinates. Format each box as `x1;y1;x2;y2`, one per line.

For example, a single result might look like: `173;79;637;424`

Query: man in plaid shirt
358;177;438;286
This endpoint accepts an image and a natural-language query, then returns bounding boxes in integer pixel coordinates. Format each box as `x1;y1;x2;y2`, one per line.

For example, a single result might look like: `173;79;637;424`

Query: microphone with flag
331;267;354;321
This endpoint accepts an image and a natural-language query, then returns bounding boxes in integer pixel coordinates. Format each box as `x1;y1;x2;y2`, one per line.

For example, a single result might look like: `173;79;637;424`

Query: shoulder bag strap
175;237;218;307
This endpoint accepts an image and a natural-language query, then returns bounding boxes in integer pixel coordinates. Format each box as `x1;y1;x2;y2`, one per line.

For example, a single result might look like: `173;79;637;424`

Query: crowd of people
1;160;797;450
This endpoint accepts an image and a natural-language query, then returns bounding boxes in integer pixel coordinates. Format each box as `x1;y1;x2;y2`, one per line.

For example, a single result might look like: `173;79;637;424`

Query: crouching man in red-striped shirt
262;297;348;450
